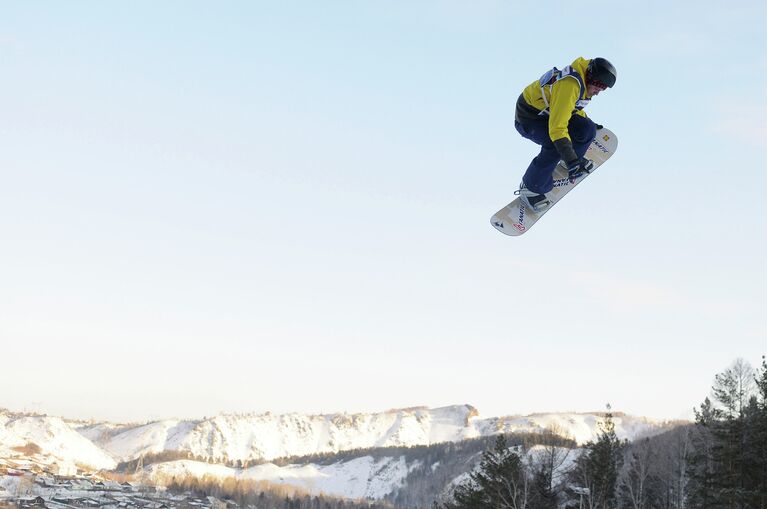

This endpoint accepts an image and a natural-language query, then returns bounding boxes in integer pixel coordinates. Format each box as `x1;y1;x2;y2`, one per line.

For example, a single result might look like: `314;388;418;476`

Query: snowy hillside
72;405;481;463
479;411;659;445
142;443;580;501
0;405;683;503
2;405;676;469
74;405;670;463
144;456;415;499
0;412;116;470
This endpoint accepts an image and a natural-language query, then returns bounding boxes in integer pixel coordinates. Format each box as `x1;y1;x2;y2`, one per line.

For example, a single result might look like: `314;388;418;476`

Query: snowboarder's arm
552;138;577;165
548;79;581;163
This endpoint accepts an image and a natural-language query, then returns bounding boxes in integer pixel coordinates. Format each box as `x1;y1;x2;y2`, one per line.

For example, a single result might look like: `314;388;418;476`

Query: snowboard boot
515;183;551;213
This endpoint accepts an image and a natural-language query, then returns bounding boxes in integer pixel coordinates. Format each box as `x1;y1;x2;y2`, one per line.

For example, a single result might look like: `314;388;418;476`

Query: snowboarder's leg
523;145;560;194
569;116;597;158
515;120;560;195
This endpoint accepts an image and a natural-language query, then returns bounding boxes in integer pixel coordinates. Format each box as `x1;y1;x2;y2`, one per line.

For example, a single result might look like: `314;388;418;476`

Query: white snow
0;413;116;470
81;405;483;462
475;412;664;445
75;405;668;464
1;404;676;499
145;456;415;499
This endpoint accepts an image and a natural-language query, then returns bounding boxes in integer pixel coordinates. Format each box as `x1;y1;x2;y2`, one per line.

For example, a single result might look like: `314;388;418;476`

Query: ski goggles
590;79;609;91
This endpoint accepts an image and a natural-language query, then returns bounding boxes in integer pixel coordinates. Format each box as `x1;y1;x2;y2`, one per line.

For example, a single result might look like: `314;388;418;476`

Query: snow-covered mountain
1;405;677;469
70;405;672;464
74;405;481;463
144;456;415;500
139;442;585;501
0;412;116;470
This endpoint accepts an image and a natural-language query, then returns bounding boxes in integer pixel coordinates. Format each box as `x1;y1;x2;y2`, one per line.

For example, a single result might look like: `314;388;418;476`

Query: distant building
18;496;47;508
207;497;227;509
75;479;94;489
56;463;78;477
77;498;102;507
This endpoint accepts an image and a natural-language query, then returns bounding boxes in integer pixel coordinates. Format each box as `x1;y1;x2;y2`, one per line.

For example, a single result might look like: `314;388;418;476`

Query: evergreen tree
740;395;764;508
570;406;624;509
689;397;718;508
712;359;755;508
529;467;556;509
443;435;529;509
687;358;767;509
752;356;767;509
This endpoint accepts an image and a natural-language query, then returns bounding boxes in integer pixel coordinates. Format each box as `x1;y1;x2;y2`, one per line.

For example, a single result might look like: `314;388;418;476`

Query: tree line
163;473;394;509
439;356;767;509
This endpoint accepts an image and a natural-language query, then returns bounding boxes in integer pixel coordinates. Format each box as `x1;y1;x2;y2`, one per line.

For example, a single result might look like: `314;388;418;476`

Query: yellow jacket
520;57;592;144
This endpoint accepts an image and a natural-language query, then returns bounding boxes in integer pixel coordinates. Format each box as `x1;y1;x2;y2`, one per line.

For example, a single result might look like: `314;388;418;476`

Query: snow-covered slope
77;405;482;463
478;412;661;445
2;406;676;470
143;444;580;501
75;419;198;461
0;405;682;502
0;412;116;470
76;406;669;463
144;456;416;499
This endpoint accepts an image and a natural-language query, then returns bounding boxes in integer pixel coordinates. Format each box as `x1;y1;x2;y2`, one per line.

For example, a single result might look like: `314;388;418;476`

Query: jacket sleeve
548;78;581;163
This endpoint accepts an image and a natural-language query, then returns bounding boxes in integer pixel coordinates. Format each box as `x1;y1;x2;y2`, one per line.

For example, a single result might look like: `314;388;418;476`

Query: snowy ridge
142;445;580;500
144;456;415;499
476;411;662;445
77;406;668;463
75;419;198;461
0;412;116;470
76;405;482;462
2;406;674;468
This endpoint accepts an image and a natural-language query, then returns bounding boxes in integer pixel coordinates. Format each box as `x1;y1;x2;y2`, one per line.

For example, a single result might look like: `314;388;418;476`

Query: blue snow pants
515;115;597;194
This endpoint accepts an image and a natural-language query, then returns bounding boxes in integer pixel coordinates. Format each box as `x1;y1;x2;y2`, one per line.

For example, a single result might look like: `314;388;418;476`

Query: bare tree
14;476;35;497
527;425;573;507
654;427;691;509
619;438;655;509
712;358;755;418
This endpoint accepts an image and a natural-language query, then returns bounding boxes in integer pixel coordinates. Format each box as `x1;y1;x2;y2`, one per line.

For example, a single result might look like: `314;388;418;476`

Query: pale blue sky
1;1;765;423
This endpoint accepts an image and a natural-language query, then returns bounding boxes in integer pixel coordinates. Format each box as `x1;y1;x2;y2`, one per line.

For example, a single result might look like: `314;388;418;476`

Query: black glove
566;157;594;181
595;123;604;130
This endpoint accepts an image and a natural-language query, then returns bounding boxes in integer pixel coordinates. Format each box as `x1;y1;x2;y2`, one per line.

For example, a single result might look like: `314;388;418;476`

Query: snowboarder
514;57;617;212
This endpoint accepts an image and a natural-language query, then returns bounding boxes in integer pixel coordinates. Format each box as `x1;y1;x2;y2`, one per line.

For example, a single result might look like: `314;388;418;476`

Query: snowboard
491;127;618;236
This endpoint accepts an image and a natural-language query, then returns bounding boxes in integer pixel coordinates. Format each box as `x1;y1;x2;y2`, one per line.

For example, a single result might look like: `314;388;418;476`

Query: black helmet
586;57;617;88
